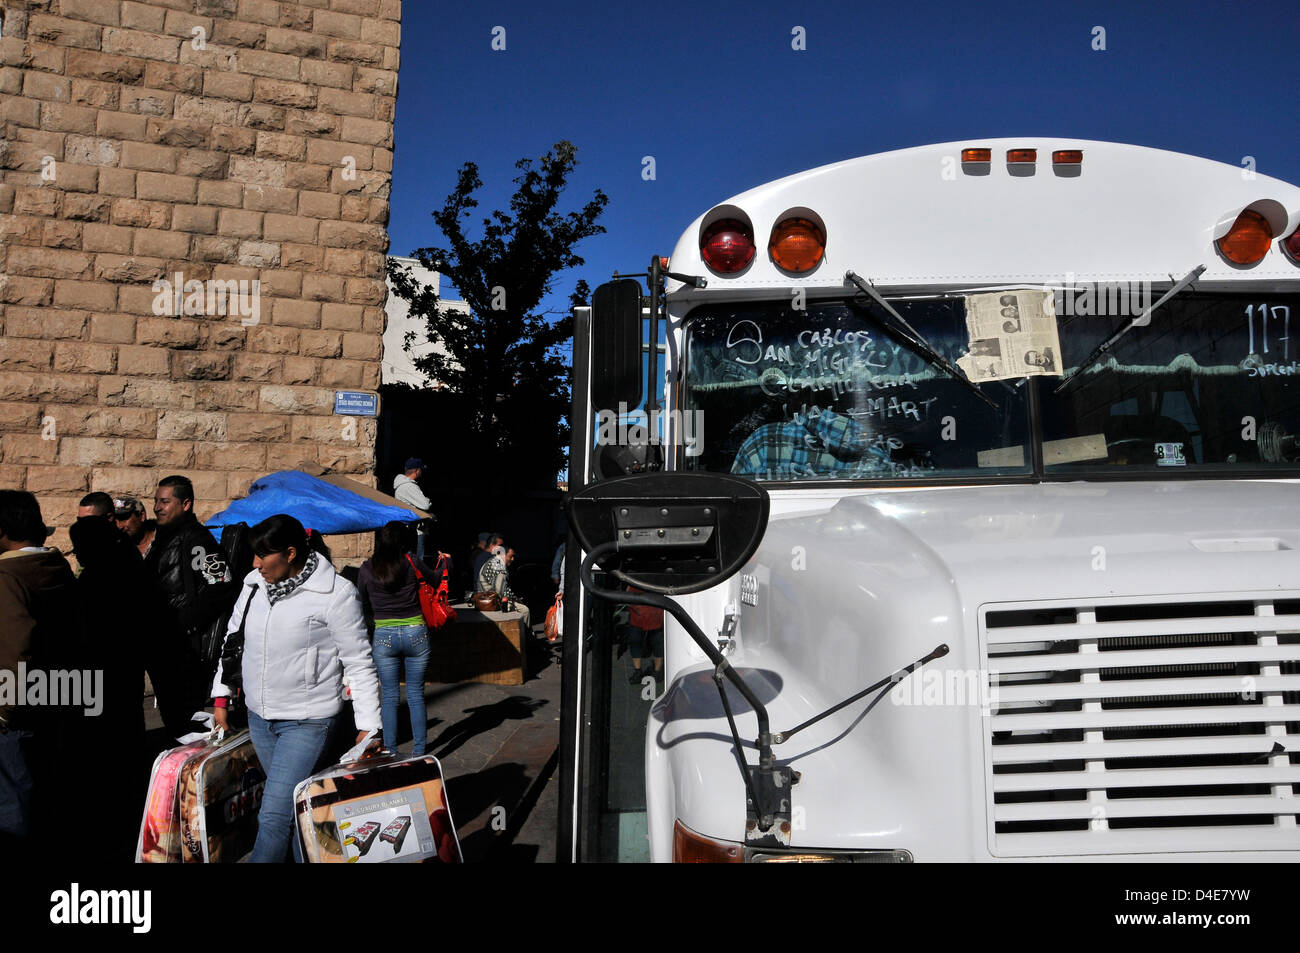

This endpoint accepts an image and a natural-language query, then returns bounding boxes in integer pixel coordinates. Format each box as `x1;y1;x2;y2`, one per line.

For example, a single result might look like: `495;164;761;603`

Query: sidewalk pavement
397;636;562;862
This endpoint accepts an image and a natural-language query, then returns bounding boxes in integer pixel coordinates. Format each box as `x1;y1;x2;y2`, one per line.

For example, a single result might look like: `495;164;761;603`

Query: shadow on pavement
430;695;547;761
525;638;560;680
447;761;529;862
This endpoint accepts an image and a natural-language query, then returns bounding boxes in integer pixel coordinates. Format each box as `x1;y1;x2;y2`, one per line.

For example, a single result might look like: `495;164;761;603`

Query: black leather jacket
145;513;237;645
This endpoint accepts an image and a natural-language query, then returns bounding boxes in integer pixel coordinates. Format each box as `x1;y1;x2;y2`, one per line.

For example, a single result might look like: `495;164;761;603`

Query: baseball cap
404;457;424;471
113;495;145;518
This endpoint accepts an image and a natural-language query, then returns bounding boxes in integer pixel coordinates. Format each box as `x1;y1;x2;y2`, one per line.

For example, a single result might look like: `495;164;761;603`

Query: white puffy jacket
211;559;381;731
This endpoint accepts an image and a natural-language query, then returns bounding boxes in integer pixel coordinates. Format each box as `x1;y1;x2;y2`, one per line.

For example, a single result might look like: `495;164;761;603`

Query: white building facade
382;256;467;388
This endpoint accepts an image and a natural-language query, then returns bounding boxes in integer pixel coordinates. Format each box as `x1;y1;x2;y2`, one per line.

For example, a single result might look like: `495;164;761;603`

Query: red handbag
406;553;457;629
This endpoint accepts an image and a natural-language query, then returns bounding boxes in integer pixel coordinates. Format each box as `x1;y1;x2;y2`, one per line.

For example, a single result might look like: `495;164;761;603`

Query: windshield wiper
1054;264;1206;394
845;271;1000;410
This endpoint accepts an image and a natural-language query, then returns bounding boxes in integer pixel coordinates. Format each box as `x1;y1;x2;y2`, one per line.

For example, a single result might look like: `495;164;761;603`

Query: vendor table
426;603;529;686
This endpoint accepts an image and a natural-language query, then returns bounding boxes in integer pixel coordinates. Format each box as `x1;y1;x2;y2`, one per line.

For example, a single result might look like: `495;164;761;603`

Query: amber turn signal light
769;217;826;273
673;820;743;862
1217;209;1273;266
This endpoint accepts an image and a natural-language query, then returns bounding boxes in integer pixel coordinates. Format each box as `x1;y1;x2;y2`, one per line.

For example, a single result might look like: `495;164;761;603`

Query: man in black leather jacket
145;475;238;731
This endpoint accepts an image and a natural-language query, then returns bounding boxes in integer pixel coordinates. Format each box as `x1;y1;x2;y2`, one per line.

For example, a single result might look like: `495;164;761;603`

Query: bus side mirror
565;472;769;595
590;279;644;412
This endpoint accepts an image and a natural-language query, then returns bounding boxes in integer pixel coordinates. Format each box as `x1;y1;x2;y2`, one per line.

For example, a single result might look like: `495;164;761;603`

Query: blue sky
389;0;1300;315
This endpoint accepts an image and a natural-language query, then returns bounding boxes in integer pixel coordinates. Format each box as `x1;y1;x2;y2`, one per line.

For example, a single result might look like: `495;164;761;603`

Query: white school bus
559;138;1300;862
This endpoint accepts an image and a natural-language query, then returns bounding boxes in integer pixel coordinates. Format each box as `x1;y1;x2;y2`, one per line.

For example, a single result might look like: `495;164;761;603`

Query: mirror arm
664;270;706;288
580;543;785;829
580;543;773;754
711;660;765;826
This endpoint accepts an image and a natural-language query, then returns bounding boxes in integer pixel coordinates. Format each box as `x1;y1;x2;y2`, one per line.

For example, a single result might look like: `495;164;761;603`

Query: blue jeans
372;623;430;755
627;625;664;660
247;711;336;863
0;729;33;841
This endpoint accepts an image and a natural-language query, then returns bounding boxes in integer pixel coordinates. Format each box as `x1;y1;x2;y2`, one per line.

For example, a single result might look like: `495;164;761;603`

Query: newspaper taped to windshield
956;291;1063;381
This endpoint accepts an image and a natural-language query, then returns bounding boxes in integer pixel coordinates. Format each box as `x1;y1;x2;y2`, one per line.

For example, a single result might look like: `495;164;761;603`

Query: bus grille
981;597;1300;856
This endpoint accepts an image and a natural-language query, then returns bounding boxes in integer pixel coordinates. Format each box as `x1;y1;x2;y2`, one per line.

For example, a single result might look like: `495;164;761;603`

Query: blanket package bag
294;743;462;864
137;729;265;863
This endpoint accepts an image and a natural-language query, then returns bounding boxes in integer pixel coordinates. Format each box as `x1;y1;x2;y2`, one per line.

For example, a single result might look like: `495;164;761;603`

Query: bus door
558;277;661;862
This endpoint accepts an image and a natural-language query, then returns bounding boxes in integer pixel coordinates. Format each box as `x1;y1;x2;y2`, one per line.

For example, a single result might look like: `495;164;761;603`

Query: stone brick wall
0;0;400;559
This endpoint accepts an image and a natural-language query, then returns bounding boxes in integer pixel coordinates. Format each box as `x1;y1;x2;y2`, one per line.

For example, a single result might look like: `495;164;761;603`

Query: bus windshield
1039;292;1300;472
682;292;1300;482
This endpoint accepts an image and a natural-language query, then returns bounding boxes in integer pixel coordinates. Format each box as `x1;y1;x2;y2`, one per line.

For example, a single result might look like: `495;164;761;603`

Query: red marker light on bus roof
769;217;825;273
1053;150;1083;164
700;219;755;274
1282;229;1300;264
1006;149;1037;164
961;148;991;162
1216;209;1273;265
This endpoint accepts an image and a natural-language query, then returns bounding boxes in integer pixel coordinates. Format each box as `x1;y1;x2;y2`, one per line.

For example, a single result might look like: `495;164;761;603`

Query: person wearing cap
393;458;432;512
109;495;192;737
112;495;157;558
393;459;433;561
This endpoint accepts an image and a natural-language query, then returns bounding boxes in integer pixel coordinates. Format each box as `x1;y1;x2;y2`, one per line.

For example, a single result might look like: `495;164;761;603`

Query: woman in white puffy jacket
212;514;381;863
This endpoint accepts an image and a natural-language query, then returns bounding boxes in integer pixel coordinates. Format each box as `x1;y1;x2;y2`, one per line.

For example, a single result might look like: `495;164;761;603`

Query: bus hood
649;480;1300;861
807;480;1300;601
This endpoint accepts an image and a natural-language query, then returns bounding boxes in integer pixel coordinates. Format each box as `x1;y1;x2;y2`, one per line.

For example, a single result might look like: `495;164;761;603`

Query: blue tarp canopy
207;470;421;540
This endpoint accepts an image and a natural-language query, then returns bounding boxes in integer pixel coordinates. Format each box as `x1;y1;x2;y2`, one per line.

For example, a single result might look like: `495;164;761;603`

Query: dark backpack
192;522;254;668
219;521;255;584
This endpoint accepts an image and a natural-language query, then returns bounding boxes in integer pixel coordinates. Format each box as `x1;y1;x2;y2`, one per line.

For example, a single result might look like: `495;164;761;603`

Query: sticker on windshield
1155;442;1186;466
955;291;1063;382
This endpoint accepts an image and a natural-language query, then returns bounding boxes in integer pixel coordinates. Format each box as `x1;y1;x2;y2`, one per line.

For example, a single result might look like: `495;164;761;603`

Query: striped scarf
266;550;319;606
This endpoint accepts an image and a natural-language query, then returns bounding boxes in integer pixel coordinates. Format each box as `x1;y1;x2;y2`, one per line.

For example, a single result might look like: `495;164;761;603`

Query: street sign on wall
334;391;380;416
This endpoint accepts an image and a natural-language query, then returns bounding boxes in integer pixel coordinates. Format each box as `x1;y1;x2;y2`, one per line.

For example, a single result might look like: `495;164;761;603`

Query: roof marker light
1216;209;1273;266
769;217;826;273
961;148;991;162
700;219;755;274
1053;150;1083;164
1282;229;1300;264
1006;149;1037;164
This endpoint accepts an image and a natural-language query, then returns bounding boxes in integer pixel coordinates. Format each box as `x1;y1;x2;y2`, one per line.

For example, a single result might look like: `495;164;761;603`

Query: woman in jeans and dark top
357;522;444;755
